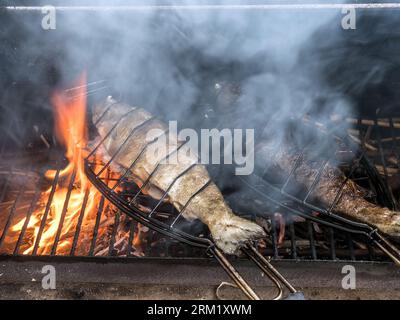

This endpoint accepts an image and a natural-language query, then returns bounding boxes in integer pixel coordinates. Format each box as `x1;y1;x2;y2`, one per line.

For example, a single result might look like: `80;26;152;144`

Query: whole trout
92;97;266;254
257;141;400;239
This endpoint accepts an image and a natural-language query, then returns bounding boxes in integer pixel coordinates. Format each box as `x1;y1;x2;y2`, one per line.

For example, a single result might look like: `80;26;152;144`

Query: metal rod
374;118;398;210
108;209;121;255
367;240;375;260
70;188;90;256
346;233;356;261
246;244;298;294
0;183;26;248
69;86;110;100
51;169;77;255
270;216;279;259
242;246;284;300
373;239;400;266
373;232;400;265
289;218;297;259
32;167;61;255
65;79;108;93
88;196;105;256
329;227;336;260
126;219;136;257
307;220;317;260
0;170;12;206
212;247;260;301
5;3;400;11
14;176;43;255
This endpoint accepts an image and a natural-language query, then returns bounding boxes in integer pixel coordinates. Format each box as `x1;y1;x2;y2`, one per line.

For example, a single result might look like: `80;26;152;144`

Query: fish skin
256;141;400;239
92;96;266;255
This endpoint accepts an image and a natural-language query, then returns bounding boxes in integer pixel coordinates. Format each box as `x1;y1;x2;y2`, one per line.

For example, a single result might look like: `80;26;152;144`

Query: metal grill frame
82;98;400;265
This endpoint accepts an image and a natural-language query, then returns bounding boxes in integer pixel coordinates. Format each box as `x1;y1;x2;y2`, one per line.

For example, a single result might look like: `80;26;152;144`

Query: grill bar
346;233;355;261
270;217;279;259
126;221;136;257
14;175;43;255
70;188;90;256
51;169;77;255
88;196;105;256
32;167;62;256
374;119;398;210
307;220;317;260
288;219;297;259
0;182;26;248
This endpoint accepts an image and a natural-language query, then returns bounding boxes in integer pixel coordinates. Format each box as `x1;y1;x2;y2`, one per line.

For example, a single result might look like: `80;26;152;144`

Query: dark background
0;1;399;149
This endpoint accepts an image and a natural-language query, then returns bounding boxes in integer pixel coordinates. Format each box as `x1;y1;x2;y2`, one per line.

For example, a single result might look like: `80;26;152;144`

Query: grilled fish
257;141;400;239
92;97;266;254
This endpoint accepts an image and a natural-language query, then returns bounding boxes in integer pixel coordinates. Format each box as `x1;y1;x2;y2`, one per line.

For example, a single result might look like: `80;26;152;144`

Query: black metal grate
0;103;399;263
346;117;400;209
0;163;207;258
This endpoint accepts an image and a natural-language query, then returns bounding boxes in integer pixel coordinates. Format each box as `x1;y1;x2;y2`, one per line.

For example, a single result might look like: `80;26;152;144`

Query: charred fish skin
92;96;266;255
256;141;400;239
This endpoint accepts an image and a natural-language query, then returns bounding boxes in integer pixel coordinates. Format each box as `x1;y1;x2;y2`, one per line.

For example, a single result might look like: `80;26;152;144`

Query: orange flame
10;73;142;256
11;74;103;255
46;73;88;182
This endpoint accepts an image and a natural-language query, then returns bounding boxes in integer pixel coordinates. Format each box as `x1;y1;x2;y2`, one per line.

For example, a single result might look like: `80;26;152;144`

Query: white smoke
3;1;396;173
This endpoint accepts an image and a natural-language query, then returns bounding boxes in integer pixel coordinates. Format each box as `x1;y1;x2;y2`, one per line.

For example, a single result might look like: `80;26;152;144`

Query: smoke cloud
0;1;399;198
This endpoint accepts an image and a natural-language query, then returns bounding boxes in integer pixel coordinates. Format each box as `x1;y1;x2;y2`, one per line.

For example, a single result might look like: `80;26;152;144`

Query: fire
10;73;139;256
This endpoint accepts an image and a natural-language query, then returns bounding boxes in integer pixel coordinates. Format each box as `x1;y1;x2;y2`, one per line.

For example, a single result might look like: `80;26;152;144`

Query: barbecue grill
1;85;399;299
1;1;400;300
